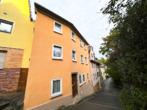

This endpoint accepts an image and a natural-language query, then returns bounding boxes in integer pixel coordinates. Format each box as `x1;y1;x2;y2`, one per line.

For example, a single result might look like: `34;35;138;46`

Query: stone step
0;101;9;109
2;106;14;110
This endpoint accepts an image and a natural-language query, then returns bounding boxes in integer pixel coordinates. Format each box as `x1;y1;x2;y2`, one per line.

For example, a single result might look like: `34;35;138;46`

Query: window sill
72;60;77;62
52;57;63;60
80;45;83;48
83;81;86;84
86;63;88;65
72;38;76;42
51;92;62;98
54;31;62;35
81;62;84;64
0;30;12;34
79;83;83;86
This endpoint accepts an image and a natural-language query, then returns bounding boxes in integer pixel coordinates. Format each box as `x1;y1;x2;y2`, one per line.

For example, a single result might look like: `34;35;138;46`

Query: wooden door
18;68;29;91
72;74;78;97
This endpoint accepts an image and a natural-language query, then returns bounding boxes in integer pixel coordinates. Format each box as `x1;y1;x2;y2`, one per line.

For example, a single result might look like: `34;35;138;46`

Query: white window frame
85;57;88;64
0;18;15;34
81;55;84;64
79;74;82;86
54;21;62;34
51;78;62;98
87;73;90;81
52;44;63;60
71;31;75;41
80;39;82;47
72;50;76;62
82;74;86;84
84;44;86;50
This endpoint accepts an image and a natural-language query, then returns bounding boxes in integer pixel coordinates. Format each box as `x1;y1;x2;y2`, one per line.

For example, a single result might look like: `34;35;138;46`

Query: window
79;74;82;86
0;19;14;33
81;55;84;63
85;57;88;64
0;50;7;69
0;0;3;3
95;73;97;79
83;74;86;83
80;39;82;47
52;45;62;59
72;50;76;61
97;72;99;77
87;73;90;81
54;21;62;34
51;78;62;98
84;44;86;50
93;74;95;80
71;31;75;41
91;53;93;58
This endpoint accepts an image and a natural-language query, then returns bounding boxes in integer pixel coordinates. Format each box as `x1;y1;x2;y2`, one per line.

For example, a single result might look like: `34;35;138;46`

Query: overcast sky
30;0;113;59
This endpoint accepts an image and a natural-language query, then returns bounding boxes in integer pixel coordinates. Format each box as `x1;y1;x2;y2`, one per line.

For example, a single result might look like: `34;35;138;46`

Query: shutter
0;51;7;69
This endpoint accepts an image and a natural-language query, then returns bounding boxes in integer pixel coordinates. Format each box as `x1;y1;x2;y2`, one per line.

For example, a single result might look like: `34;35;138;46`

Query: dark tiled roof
35;3;89;45
90;59;100;65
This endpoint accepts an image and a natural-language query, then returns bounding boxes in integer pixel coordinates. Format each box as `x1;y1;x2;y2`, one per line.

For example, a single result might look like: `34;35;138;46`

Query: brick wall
0;68;21;93
0;47;24;93
0;47;24;68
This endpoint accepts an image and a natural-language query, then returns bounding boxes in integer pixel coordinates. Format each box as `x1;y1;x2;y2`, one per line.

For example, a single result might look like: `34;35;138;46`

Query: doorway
71;73;78;97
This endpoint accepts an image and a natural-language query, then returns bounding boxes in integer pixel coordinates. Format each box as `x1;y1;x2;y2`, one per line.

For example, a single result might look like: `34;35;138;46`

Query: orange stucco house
24;3;94;110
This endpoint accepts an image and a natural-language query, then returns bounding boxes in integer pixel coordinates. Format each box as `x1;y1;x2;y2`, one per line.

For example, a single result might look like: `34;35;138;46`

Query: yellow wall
24;11;92;109
0;0;34;68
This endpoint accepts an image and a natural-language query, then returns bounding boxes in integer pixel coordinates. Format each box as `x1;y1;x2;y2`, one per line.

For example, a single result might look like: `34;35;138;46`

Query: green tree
99;30;121;84
97;57;106;64
100;0;147;109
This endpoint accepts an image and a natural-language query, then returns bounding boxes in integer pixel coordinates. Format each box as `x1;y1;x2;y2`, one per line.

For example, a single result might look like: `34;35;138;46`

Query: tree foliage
100;0;147;109
97;57;106;64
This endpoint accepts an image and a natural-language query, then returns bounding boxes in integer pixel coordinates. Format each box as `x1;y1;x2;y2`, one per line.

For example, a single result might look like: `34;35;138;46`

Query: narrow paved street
61;78;121;110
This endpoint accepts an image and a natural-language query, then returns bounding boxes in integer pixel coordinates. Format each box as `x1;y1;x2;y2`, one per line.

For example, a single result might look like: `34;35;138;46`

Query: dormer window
91;53;93;58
